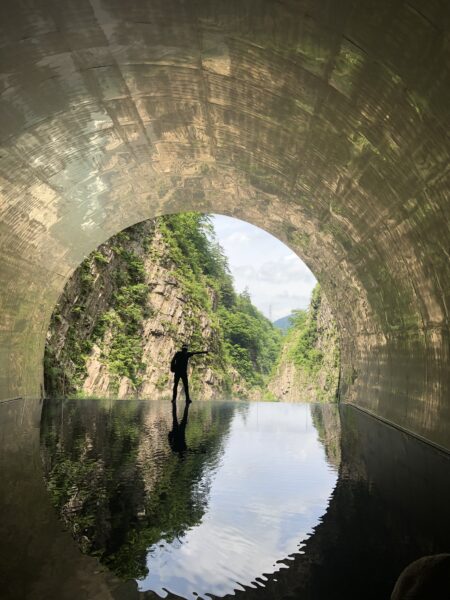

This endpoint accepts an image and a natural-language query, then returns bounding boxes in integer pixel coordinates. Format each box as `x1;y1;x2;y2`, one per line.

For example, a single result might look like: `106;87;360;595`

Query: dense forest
45;213;281;399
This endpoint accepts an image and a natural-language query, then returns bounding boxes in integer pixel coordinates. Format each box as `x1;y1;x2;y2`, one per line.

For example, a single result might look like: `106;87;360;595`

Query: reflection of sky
139;403;338;599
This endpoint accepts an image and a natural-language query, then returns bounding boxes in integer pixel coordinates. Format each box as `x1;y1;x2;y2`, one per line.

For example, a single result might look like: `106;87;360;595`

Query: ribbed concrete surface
0;0;449;447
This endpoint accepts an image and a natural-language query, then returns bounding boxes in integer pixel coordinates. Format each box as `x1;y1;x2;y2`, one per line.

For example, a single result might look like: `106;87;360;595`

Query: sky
210;214;316;322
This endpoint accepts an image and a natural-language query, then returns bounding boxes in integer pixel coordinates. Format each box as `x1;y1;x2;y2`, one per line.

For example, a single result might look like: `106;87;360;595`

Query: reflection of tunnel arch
0;0;449;448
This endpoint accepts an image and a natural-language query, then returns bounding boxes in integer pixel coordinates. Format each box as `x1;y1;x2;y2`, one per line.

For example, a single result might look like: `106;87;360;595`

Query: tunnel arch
0;0;449;448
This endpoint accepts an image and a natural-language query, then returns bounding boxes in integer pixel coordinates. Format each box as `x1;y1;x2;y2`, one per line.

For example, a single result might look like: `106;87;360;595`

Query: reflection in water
140;403;338;598
41;399;235;582
41;400;338;597
168;400;190;454
39;400;450;600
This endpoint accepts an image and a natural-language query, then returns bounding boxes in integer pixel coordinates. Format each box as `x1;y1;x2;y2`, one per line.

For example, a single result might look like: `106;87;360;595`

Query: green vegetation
44;223;155;396
269;284;340;403
45;214;281;398
44;259;97;395
288;285;324;375
158;213;281;391
218;290;280;387
94;252;149;390
310;404;341;466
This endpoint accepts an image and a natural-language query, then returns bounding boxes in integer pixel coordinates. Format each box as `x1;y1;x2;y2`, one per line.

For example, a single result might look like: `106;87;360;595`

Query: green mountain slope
44;213;281;399
268;285;340;402
273;314;295;331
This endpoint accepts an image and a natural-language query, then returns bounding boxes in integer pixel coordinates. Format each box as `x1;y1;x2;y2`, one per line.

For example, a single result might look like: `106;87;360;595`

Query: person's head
181;344;188;353
391;554;450;600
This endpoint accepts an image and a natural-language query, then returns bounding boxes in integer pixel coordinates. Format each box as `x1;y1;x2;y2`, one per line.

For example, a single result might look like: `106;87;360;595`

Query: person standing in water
170;345;209;403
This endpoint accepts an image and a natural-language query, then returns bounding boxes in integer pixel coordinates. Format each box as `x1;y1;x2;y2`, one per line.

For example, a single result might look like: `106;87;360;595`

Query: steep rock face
45;221;247;400
268;354;301;403
268;288;340;403
81;233;221;399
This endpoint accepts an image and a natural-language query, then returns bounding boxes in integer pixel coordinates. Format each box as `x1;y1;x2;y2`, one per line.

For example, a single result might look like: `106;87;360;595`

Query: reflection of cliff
310;403;341;468
1;398;132;600
40;399;236;580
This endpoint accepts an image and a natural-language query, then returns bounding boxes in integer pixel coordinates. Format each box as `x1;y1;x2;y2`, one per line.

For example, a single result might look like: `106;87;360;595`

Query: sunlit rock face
0;0;449;447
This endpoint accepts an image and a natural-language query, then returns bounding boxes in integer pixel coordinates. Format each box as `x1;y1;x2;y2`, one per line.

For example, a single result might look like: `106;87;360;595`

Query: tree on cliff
45;213;281;399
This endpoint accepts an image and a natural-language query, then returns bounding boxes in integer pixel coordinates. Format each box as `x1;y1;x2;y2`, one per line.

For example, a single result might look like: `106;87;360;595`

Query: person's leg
172;374;180;403
181;373;191;403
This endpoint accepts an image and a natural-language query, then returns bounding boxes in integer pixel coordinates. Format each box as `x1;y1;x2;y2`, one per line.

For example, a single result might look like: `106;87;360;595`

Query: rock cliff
268;286;340;403
44;216;276;400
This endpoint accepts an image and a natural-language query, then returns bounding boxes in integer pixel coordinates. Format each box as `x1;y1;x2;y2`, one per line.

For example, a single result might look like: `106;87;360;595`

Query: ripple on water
137;402;339;599
40;400;340;600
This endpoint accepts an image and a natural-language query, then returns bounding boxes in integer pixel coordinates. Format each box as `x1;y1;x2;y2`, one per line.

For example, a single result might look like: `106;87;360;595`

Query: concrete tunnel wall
0;0;449;448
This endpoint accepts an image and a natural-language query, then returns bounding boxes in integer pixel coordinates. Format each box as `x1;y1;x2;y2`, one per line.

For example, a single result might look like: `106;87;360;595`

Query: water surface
139;402;337;598
40;399;450;600
41;400;338;598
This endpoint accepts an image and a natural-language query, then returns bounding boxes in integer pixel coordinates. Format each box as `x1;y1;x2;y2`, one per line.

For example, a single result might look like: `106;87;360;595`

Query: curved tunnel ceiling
0;0;449;447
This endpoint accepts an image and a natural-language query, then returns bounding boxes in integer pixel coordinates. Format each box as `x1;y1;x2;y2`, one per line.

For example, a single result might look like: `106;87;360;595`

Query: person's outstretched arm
187;350;209;357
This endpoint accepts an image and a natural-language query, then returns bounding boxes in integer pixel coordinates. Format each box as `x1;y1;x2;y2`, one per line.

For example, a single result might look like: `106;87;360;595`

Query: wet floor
39;399;450;600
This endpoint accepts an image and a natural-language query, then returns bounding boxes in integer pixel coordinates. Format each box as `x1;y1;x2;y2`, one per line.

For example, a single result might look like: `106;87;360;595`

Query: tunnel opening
0;0;448;453
43;212;341;403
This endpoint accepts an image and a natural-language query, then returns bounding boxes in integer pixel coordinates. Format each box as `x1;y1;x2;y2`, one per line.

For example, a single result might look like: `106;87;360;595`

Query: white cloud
257;260;315;284
211;215;317;320
224;231;251;244
234;265;257;278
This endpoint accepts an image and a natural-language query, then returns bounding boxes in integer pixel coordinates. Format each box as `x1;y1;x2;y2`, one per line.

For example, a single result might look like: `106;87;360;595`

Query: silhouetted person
168;399;190;454
391;554;450;600
170;345;209;403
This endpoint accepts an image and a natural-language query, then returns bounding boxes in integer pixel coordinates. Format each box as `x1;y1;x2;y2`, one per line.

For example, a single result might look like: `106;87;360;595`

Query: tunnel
1;1;449;597
1;0;449;448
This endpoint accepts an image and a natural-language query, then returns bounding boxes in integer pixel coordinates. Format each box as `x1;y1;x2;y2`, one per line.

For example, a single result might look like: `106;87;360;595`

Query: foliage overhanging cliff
44;213;281;399
268;285;340;402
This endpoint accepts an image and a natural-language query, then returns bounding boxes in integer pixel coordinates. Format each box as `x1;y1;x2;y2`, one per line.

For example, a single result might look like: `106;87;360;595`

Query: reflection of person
168;399;190;454
170;345;209;404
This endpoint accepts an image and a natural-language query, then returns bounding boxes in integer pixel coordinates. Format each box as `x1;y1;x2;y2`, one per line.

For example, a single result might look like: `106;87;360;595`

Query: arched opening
3;173;448;448
42;211;339;402
0;0;448;446
1;0;449;596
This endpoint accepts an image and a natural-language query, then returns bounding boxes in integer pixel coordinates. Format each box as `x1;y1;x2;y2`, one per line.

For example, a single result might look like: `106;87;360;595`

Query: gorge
44;213;340;402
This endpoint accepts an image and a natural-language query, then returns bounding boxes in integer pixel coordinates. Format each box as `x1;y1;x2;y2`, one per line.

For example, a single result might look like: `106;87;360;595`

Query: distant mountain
268;286;340;403
273;314;295;331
